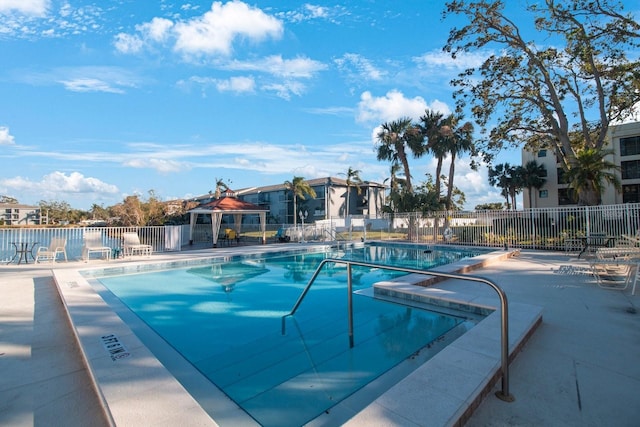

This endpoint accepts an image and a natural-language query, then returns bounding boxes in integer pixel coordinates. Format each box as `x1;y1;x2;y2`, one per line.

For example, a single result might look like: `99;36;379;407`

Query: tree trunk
345;186;350;217
399;150;413;193
445;152;457;210
578;186;601;206
293;195;297;226
435;157;443;199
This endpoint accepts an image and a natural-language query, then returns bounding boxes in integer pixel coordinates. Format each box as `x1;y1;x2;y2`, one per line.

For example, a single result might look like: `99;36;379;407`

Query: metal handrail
281;258;515;402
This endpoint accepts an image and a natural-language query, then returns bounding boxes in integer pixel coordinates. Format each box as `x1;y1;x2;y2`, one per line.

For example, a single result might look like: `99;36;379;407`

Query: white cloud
335;53;386;82
0;171;118;198
178;75;256;95
0;126;15;145
216;76;255;93
59;78;125;93
277;4;346;24
357;90;451;124
21;66;141;93
304;4;328;19
413;49;488;71
115;1;283;58
226;55;327;78
174;1;282;56
140;17;174;43
123;158;190;174
113;33;144;54
262;80;306;100
113;17;173;54
0;0;49;16
0;2;104;39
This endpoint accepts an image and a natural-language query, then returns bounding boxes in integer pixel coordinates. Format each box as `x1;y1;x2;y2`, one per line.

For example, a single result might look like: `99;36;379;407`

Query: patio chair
82;231;111;261
632;263;640;296
594;245;640;261
591;263;634;290
122;232;152;257
589;244;640;292
227;229;240;245
620;232;640;246
35;238;68;264
275;227;290;243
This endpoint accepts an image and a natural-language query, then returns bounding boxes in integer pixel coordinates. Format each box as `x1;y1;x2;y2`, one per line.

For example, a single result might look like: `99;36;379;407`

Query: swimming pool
94;244;487;426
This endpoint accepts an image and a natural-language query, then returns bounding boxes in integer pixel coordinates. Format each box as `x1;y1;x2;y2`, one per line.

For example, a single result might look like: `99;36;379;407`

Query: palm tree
565;148;621;206
517;160;547;208
376;117;423;194
419;110;448;204
339;167;363;217
212;178;229;199
443;117;474;210
488;163;520;209
383;163;404;213
283;176;317;226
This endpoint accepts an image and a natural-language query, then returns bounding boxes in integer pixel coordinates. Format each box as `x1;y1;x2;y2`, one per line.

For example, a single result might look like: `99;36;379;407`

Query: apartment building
0;203;44;225
522;120;640;208
195;177;387;225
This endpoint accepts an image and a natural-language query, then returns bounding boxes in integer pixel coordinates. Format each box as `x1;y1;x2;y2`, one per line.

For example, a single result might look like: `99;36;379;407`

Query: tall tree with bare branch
444;0;640;205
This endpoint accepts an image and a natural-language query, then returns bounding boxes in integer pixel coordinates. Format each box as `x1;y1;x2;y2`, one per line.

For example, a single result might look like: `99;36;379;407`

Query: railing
4;203;638;260
0;226;182;262
281;258;515;402
324;203;640;249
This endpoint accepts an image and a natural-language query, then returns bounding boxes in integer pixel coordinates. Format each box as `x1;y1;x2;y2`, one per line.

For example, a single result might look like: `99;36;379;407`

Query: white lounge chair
122;232;152;257
35;238;68;264
620;232;640;246
82;231;111;261
590;261;634;290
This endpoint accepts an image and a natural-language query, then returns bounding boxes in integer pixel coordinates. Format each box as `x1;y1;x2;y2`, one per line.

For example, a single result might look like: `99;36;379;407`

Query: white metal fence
3;203;639;262
0;226;182;263
376;203;640;250
189;204;640;250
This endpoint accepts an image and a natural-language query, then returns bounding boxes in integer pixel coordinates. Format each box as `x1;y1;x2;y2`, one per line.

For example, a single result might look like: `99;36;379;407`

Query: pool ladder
280;258;515;402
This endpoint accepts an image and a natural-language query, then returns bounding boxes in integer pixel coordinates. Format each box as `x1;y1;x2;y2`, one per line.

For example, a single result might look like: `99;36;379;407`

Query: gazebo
187;190;268;247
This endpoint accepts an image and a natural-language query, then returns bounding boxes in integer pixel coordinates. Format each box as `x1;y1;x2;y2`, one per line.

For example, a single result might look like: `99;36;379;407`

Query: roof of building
0;203;40;209
234;176;386;196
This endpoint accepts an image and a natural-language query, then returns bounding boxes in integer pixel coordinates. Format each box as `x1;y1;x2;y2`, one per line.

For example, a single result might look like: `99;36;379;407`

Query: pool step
230;312;465;427
196;296;464;405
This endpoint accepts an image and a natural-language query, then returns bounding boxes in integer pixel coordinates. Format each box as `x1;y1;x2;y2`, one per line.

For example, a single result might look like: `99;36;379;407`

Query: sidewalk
467;251;640;427
0;266;111;426
1;249;639;426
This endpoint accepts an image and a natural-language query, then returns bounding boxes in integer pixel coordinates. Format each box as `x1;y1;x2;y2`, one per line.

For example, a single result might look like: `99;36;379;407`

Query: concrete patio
1;247;638;426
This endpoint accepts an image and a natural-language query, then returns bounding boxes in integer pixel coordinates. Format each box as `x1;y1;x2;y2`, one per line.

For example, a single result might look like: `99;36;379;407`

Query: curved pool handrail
281;258;515;402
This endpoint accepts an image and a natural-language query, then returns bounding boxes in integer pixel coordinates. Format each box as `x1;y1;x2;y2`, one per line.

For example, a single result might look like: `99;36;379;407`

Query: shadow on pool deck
1;247;639;426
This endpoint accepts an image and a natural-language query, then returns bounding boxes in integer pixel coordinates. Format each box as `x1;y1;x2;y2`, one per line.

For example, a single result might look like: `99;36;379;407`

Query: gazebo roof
188;194;268;214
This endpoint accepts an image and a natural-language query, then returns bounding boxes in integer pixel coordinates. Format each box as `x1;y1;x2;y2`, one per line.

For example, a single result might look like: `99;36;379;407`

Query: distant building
194;177;387;224
522;120;640;208
0;203;44;225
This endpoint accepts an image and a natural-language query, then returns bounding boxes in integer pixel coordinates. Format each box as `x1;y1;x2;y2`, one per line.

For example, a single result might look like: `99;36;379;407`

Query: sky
0;0;638;211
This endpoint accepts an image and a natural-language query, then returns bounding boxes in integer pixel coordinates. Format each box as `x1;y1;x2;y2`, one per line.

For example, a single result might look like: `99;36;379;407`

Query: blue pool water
96;245;486;426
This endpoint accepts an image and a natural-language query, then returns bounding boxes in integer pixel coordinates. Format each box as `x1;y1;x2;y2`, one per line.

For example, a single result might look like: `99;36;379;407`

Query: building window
539;190;548;198
623;184;640;203
620;135;640;156
538;149;547;157
558;188;578;205
557;168;570;184
621;160;640;180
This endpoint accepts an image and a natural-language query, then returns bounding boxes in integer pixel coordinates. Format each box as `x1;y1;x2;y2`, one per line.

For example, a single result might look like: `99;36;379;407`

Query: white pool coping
52;246;542;426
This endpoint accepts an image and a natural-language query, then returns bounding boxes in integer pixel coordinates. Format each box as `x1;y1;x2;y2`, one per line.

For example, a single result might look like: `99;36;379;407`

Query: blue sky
0;1;637;211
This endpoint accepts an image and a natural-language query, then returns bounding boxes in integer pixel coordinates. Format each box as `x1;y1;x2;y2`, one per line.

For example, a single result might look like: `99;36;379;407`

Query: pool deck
1;244;639;426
